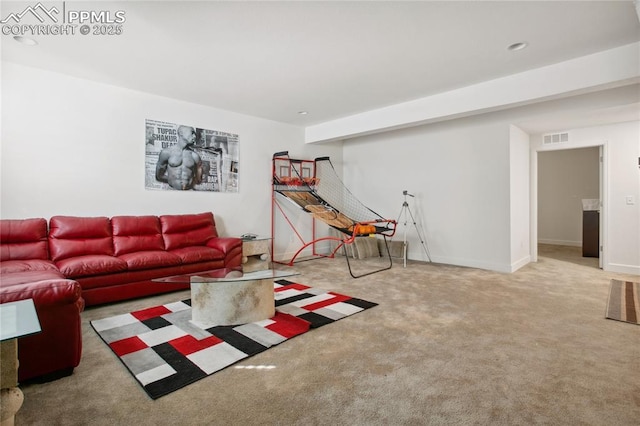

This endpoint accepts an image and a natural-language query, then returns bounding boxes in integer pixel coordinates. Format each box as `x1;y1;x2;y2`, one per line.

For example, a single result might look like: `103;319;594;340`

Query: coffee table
154;268;298;329
1;299;41;425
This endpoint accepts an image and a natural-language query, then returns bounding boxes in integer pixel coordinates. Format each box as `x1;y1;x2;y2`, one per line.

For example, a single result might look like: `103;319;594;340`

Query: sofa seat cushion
56;255;127;278
1;259;59;274
118;251;181;271
0;270;65;287
168;246;224;264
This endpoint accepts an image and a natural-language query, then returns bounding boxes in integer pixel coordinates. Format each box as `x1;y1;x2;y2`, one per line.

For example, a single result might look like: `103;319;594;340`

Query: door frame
530;140;608;269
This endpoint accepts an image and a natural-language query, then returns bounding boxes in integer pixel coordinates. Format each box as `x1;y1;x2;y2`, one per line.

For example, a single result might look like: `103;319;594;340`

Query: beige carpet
16;245;640;425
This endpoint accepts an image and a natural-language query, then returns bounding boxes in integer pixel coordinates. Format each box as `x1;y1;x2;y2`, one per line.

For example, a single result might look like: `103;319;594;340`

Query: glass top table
0;299;41;342
153;268;299;328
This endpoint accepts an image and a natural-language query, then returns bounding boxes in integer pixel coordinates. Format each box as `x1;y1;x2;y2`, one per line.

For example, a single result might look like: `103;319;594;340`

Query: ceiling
1;1;639;129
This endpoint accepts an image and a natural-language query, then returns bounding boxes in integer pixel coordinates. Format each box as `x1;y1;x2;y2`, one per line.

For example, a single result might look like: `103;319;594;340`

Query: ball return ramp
272;151;397;278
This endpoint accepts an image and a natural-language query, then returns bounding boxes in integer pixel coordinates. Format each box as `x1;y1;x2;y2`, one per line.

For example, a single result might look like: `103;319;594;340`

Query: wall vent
543;132;569;144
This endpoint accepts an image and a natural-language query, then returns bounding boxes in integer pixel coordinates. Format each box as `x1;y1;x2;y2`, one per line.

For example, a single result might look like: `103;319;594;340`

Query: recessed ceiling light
298;111;308;115
13;36;38;46
507;42;528;51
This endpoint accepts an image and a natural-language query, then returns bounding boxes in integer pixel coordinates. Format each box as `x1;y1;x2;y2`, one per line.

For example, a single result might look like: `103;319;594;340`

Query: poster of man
145;119;239;192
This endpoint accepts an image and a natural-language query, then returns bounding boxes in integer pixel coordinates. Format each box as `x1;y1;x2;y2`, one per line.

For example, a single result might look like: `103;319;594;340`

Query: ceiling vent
543;132;569;145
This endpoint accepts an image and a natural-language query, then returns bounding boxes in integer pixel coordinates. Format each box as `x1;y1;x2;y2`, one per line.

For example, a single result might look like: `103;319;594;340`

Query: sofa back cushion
0;218;49;261
48;216;114;262
160;212;218;251
112;216;165;256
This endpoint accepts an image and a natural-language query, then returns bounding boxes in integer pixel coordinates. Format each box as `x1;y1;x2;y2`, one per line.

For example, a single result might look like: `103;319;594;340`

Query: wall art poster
145;119;239;192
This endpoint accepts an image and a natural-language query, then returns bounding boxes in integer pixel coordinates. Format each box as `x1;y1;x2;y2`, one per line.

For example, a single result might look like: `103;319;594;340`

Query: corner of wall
510;255;531;273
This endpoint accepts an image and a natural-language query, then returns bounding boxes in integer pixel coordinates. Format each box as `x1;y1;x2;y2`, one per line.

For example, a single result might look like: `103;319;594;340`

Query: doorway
533;144;605;270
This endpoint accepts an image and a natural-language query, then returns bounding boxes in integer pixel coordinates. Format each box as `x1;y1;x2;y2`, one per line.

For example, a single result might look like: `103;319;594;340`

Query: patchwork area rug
605;279;639;325
91;279;377;399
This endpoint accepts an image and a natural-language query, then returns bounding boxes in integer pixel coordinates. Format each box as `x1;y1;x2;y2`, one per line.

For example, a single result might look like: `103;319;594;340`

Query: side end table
241;236;271;272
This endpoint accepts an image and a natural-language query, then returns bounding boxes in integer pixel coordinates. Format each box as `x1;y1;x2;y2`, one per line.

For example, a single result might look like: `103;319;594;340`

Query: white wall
0;62;342;256
532;121;640;275
509;125;531;271
537;147;600;246
339;89;639;274
342;117;513;272
2;63;638;275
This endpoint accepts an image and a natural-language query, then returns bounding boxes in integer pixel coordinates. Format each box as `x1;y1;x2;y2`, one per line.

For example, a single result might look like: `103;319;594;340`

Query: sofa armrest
0;279;84;382
206;237;242;254
0;279;83;308
206;237;243;268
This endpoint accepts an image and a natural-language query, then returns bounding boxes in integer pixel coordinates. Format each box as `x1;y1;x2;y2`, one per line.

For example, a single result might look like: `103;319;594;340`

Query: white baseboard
510;255;531;272
426;255;513;273
605;263;640;276
274;242;333;263
538;239;582;247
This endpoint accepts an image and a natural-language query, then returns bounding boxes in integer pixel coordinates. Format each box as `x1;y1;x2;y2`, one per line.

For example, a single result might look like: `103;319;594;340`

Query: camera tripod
396;190;432;267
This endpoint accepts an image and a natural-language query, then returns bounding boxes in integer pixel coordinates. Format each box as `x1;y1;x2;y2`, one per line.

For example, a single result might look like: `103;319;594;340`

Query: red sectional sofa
0;212;242;382
1;218;84;382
